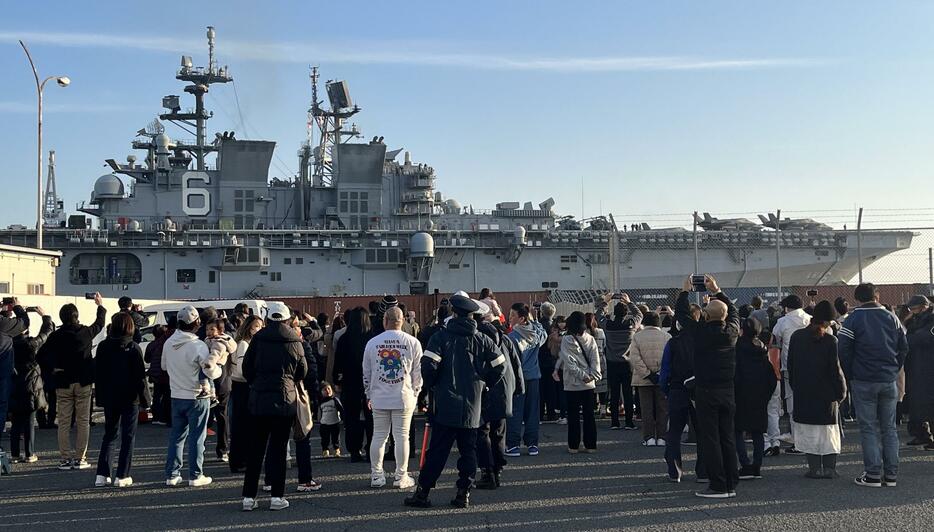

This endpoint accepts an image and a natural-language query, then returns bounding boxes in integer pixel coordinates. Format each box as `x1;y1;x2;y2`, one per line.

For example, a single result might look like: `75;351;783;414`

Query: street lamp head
56;76;70;87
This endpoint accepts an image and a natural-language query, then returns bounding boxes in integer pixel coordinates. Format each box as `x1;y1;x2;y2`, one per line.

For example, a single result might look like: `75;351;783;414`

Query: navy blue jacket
838;303;908;383
423;317;507;429
478;321;524;420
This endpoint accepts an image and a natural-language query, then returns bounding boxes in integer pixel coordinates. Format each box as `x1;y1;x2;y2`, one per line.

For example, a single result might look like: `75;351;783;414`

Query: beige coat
629;326;671;387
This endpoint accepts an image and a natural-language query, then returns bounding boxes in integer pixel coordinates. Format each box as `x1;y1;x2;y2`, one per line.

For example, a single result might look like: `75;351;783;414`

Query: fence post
775;209;782;299
693;211;700;304
857;207;864;284
929;247;932;288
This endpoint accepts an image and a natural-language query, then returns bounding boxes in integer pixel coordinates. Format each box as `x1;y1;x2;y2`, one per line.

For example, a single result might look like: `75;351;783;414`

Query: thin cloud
1;30;821;72
0;101;131;114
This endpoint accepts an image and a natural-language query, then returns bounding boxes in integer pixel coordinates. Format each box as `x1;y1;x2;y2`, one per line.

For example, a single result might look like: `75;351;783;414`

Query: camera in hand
691;274;707;292
807;289;819;297
85;292;97;300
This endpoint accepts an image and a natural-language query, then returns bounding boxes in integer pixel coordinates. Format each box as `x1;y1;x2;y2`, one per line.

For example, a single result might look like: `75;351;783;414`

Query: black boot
475;469;497;490
493;469;502;488
450;488;470;509
821;454;839;479
403;485;432;508
805;454;823;479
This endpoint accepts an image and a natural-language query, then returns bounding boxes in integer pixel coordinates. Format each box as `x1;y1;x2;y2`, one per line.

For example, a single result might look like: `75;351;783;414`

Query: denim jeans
164;398;210;480
506;378;540;448
735;430;764;468
851;380;899;479
0;352;14;450
97;404;139;479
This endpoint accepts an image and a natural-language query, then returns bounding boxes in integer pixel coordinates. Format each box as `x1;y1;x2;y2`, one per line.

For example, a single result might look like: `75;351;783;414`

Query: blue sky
1;1;933;230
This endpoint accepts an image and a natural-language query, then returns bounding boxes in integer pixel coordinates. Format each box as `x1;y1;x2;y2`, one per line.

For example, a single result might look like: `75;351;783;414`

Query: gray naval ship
2;27;913;300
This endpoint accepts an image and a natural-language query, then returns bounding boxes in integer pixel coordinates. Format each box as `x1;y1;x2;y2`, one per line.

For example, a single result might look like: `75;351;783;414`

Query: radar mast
306;67;362;187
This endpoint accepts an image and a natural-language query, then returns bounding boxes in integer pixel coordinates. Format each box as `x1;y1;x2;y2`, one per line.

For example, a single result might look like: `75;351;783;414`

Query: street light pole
19;40;69;250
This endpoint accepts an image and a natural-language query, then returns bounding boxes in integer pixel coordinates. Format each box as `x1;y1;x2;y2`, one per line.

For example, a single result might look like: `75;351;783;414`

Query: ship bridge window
69;253;142;285
270;272;282;282
176;269;196;283
284;257;292;265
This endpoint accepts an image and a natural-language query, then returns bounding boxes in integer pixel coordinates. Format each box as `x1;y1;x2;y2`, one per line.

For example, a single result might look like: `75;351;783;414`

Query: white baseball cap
266;301;291;322
177;305;199;324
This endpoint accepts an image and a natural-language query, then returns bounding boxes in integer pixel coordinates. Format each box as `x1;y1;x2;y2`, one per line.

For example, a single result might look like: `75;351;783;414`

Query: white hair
540;302;556;318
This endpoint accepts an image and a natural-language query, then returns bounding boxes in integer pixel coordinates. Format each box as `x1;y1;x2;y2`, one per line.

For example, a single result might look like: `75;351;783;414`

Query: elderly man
905;295;934;447
363;307;423;489
675;275;741;499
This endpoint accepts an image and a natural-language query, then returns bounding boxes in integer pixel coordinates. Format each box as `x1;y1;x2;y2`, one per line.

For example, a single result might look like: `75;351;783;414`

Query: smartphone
85;292;97;300
807;289;819;297
532;302;542;309
691;274;707;292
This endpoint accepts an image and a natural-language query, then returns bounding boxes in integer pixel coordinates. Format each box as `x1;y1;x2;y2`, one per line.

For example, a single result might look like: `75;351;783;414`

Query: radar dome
93;174;125;199
155;133;173;151
514;225;527;244
410;232;435;258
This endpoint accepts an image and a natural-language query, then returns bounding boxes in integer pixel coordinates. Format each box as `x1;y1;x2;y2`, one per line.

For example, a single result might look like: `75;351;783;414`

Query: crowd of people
0;278;926;508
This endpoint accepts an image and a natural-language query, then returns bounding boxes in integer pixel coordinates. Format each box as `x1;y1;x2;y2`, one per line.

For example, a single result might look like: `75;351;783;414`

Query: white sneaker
371;472;387;488
270;497;290;511
642;438;656;446
189;476;213;487
778;432;794;444
556;417;568;425
114;477;133;488
95;475;112;487
262;485;272;492
393;473;416;489
242;497;258;512
165;476;183;487
655;438;666;447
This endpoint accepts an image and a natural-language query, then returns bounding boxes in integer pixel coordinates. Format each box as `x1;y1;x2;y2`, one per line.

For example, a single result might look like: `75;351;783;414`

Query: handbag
572;335;595;383
293;380;314;440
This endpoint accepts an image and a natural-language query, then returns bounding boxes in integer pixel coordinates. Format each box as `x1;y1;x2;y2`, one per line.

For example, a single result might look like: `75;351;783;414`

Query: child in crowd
318;382;344;457
199;318;237;404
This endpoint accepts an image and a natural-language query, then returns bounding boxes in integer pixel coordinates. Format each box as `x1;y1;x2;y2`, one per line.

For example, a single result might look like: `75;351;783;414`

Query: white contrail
0;30;821;72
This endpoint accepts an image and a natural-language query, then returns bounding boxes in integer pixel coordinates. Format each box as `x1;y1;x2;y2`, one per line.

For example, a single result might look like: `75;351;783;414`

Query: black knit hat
812;300;836;323
379;295;399;313
780;295;803;310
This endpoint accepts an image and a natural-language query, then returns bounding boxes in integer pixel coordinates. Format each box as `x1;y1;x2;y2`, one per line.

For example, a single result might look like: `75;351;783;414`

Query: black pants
151;379;171;425
295;432;315;484
566;390;597;450
229;381;250;471
418;423;477;490
343;392;373;458
95;404;139;479
242;415;293;498
607;361;634;427
477;418;507;472
212;377;230;455
10;410;35;457
695;387;738;493
37;378;56;427
665;388;705;480
320;423;341;451
540;369;559;419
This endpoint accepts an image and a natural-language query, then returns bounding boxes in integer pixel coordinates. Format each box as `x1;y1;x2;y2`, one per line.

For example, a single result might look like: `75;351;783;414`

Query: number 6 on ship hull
182;171;211;216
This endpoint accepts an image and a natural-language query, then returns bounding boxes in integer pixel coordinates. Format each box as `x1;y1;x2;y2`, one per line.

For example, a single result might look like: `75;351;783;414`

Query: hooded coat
905;307;934;420
10;315;53;413
733;336;777;433
242;322;308;417
478;321;524;420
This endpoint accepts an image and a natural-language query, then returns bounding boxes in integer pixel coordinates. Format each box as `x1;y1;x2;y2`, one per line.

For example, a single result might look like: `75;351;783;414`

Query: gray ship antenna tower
159;26;232;171
302;66;362;187
43;150;66;228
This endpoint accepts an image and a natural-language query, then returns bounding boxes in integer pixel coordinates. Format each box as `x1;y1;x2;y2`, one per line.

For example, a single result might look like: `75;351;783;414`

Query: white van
143;299;274;327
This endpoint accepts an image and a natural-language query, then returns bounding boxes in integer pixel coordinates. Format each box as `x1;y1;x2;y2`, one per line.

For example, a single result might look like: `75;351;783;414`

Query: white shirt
362;329;423;411
772;309;811;371
161;329;221;399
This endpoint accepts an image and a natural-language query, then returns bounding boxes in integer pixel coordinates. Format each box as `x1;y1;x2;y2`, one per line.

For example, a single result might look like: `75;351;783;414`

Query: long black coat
10;316;54;414
906;307;934;419
733;336;777;433
788;328;846;425
243;322;308;417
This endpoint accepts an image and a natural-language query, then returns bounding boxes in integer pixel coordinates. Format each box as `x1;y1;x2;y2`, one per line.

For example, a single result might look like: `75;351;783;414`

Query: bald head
705;300;727;322
384;307;404;330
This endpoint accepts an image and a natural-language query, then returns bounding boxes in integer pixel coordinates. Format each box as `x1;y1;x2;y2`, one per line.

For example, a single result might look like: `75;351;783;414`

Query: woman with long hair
553;311;602;453
228;315;263;473
787;301;846;479
93;312;148;487
733;317;777;479
334;307;375;462
324;314;346;384
584;313;608;416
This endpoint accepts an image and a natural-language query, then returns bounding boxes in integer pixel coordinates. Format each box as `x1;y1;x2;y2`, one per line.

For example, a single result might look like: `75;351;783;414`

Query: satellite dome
93;174;125;199
154;133;173;150
410;232;435;258
514;225;527;244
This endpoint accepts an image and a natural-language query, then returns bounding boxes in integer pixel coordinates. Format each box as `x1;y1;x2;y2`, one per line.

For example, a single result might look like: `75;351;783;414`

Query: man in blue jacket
838;283;908;488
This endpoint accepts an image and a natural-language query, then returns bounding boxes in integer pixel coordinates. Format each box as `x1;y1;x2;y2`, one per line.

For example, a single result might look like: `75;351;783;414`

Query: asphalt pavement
3;413;934;531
